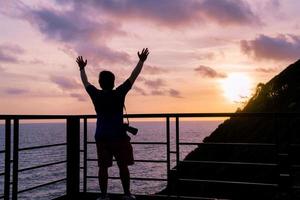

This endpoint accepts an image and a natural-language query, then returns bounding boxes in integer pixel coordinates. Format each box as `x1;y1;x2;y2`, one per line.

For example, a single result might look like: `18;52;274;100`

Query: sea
0;120;223;199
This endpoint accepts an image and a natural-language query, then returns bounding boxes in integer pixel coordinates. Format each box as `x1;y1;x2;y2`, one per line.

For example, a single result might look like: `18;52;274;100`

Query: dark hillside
164;59;300;199
203;59;300;143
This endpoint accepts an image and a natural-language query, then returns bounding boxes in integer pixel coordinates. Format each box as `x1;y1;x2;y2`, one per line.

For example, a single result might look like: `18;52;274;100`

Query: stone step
185;143;277;163
177;178;278;199
177;160;278;184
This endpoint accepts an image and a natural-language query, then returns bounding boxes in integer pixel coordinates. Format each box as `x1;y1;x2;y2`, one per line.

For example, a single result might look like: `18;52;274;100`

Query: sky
0;0;300;115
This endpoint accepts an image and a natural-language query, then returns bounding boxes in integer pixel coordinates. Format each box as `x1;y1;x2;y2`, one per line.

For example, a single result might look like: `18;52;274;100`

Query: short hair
99;71;115;90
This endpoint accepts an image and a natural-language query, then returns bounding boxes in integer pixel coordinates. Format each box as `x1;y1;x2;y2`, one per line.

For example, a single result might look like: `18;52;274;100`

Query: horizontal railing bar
293;185;300;189
291;164;300;168
87;141;167;145
87;176;167;181
0;195;3;199
87;158;167;163
290;144;300;147
18;143;66;151
197;142;276;147
180;160;278;167
17;178;67;194
131;141;167;145
179;142;201;145
87;141;276;147
1;112;300;119
0;150;4;154
0;172;4;176
18;160;67;172
179;178;278;187
135;159;167;163
77;193;219;200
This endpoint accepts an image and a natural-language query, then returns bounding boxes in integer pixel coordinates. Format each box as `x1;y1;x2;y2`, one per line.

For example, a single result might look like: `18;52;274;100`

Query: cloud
0;43;24;63
194;65;226;78
57;0;260;27
50;75;81;90
255;67;277;73
199;0;261;26
133;80;183;98
194;52;215;60
151;90;165;96
4;88;29;95
241;34;300;61
168;89;183;98
133;86;147;96
143;78;166;89
69;93;88;101
19;5;130;66
143;65;168;75
50;75;91;101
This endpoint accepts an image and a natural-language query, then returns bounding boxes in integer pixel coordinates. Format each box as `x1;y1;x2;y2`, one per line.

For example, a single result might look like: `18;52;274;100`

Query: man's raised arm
76;56;91;88
128;48;149;85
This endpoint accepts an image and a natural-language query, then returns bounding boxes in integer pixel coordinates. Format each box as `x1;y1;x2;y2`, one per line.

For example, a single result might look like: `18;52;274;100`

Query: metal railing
0;113;299;199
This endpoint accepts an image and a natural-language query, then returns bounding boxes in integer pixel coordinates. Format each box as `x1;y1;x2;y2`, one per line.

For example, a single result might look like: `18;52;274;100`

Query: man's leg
118;163;131;195
96;141;112;198
98;166;108;197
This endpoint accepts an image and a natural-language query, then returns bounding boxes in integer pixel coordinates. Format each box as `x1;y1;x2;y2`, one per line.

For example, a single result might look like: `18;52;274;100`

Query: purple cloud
133;80;182;98
50;75;81;90
0;43;24;63
168;89;183;98
69;93;88;101
143;78;166;89
133;86;147;96
56;0;260;27
4;88;29;95
194;65;226;78
241;34;300;61
143;65;168;75
21;6;130;66
199;0;260;26
151;90;164;96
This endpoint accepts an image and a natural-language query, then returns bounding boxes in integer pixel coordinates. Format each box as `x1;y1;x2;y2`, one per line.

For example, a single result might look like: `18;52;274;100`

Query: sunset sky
0;0;300;115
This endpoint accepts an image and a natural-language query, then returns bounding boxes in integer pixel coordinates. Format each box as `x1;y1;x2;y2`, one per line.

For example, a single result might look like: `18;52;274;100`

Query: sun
220;73;253;103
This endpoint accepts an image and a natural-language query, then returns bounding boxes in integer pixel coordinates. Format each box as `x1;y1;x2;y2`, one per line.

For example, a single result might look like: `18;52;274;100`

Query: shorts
96;137;134;168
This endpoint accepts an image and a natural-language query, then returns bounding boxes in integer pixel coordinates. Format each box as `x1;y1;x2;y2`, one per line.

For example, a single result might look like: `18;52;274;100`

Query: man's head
99;70;115;90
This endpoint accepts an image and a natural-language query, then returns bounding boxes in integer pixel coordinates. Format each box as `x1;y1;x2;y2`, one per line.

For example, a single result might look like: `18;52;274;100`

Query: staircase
172;143;300;199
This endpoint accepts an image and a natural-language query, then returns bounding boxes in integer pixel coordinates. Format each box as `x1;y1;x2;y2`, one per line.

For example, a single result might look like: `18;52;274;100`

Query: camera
123;123;138;135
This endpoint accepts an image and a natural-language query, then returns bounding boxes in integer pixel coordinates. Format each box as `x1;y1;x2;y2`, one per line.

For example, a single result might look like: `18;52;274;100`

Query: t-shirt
85;79;132;141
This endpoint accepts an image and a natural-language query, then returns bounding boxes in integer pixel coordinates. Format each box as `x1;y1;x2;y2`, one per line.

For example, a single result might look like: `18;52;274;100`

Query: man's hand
76;56;87;70
137;48;149;62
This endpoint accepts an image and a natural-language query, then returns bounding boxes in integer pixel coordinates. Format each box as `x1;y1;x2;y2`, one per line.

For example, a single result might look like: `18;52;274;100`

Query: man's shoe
122;194;136;200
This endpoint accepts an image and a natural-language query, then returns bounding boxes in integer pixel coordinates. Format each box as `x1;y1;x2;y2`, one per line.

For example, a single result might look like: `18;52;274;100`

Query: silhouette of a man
76;48;149;200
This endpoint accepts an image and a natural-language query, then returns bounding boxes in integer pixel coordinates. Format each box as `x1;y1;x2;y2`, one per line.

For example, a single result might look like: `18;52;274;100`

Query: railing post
175;117;180;167
66;116;80;199
83;117;88;193
4;119;11;200
166;117;170;196
12;119;19;200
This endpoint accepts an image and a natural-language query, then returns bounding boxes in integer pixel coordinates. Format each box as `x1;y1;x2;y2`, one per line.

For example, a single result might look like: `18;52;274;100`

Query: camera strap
123;105;130;125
